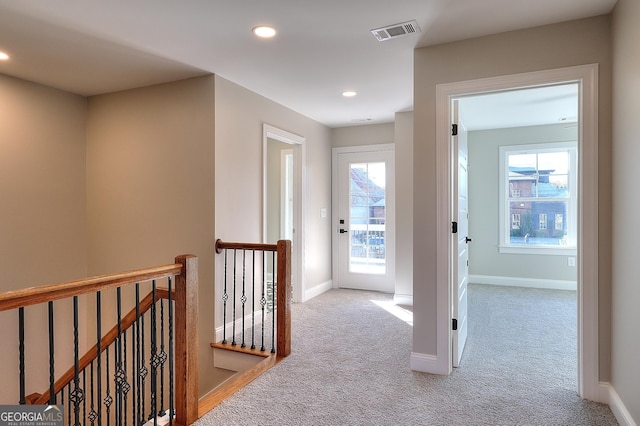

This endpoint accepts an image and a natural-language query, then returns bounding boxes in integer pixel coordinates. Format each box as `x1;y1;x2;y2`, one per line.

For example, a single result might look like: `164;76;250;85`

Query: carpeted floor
196;284;617;425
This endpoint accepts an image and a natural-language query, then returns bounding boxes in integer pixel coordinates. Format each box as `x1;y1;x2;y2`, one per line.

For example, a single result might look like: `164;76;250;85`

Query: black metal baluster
89;361;96;425
135;284;141;426
222;249;228;344
115;287;123;426
241;249;247;348
96;291;102;426
158;297;167;417
261;251;267;352
71;296;85;426
232;249;237;346
18;307;25;405
149;280;158;423
251;250;256;350
168;277;174;426
271;251;276;353
67;385;71;426
83;369;87;422
123;328;129;426
140;311;147;423
48;301;55;404
104;334;112;426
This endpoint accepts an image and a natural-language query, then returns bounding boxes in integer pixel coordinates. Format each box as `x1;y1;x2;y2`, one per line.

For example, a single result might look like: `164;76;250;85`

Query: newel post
175;255;199;425
276;240;291;357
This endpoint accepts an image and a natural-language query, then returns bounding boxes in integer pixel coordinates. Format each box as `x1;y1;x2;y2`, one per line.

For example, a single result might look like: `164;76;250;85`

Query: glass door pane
349;162;386;274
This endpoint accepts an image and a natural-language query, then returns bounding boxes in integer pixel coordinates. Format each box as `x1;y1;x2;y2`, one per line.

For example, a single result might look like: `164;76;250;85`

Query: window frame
498;142;577;255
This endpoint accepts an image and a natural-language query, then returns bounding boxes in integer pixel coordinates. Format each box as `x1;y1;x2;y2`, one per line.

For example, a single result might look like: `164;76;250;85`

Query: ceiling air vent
371;20;421;42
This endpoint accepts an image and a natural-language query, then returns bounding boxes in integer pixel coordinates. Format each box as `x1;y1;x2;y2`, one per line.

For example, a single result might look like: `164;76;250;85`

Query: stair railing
214;240;291;357
0;255;199;426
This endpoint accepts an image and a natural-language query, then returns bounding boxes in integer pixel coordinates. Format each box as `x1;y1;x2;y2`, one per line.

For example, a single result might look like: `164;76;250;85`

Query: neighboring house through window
499;142;577;255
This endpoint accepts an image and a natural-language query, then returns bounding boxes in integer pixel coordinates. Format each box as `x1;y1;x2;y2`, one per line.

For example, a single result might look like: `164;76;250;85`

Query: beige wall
0;74;88;289
413;15;612;379
0;74;88;402
214;75;332;300
611;0;640;421
395;112;414;302
86;76;217;395
331;122;394;147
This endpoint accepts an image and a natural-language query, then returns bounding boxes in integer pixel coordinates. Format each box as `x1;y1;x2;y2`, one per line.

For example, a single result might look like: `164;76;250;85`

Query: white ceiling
0;0;616;128
458;83;579;131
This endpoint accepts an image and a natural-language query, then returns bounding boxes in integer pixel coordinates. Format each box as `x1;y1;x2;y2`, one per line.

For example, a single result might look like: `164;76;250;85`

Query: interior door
453;101;470;367
335;148;395;293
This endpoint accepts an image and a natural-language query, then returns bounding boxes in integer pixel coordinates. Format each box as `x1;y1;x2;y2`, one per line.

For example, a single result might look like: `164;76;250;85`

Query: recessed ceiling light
0;51;9;61
342;91;357;97
253;26;276;38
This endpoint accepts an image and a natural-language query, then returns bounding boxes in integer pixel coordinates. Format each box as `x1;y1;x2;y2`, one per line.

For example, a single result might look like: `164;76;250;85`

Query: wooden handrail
31;288;172;405
0;264;182;312
215;239;277;253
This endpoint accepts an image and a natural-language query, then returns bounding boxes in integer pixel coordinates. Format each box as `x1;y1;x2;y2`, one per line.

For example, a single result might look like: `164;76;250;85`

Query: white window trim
498;141;577;256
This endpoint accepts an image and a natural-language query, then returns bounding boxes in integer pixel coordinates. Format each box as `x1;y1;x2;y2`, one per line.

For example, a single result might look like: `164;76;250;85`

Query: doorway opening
453;83;579;385
263;124;305;303
431;64;600;401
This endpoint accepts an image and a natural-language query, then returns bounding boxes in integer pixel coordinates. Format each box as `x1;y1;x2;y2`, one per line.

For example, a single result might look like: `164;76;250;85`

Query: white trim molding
603;382;638;426
304;279;332;302
469;275;577;291
215;311;264;342
410;352;446;374
435;64;600;399
263;123;306;303
394;293;413;306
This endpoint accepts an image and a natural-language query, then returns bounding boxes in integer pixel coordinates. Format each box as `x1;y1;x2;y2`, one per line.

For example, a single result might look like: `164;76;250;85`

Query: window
539;213;547;230
499;142;577;254
511;213;520;229
555;213;563;231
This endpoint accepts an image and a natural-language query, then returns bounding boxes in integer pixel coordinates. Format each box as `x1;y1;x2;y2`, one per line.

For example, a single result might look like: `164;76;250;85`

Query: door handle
339;229;347;234
465;236;472;243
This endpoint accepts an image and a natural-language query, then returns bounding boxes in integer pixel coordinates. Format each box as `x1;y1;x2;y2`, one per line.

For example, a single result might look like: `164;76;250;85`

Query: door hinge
452;318;458;331
452;123;458;136
452;221;458;234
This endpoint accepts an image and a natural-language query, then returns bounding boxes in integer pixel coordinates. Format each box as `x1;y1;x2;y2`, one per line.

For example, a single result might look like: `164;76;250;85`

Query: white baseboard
469;274;577;291
410;352;448;375
604;382;637;426
304;280;332;302
394;293;413;306
597;381;610;404
215;311;264;342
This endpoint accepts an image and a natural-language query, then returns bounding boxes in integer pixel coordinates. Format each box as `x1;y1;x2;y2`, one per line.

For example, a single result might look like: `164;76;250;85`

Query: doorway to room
433;64;600;400
453;83;579;388
263;124;305;303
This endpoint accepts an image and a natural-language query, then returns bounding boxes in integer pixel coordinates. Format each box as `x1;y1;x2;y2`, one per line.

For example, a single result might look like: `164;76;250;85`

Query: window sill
498;245;577;256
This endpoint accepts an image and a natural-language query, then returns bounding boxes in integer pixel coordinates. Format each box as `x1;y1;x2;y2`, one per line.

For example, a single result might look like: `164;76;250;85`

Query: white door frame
332;144;396;293
263;123;305;303
434;64;601;401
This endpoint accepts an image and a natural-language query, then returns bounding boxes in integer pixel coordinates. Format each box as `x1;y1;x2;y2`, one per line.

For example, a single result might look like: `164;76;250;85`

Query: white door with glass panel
334;148;395;293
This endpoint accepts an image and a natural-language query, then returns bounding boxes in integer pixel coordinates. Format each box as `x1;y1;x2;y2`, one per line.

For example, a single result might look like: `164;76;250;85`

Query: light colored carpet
196;285;617;425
